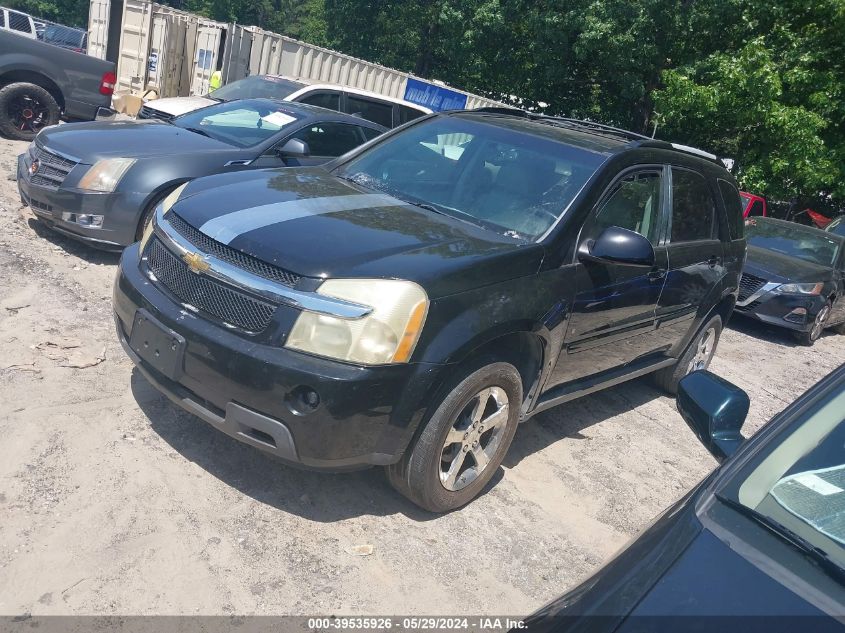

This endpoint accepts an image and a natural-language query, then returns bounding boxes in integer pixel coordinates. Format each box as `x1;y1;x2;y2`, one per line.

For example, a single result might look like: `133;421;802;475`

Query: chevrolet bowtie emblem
29;159;39;176
182;251;210;274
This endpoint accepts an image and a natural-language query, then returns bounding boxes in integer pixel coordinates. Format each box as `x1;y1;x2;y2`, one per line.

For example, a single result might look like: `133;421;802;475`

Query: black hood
744;245;834;284
38;120;235;161
172;168;544;297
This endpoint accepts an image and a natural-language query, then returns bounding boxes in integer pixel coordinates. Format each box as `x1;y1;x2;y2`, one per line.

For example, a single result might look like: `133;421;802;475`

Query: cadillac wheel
386;363;522;513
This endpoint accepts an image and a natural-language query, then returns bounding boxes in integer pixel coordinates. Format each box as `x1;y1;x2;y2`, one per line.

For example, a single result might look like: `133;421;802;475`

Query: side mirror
276;138;310;158
578;226;655;267
677;370;748;462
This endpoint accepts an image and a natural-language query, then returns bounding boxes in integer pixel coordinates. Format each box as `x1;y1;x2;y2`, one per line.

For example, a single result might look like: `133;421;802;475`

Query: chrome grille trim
146;237;277;332
150;204;372;320
28;142;80;189
169;212;300;287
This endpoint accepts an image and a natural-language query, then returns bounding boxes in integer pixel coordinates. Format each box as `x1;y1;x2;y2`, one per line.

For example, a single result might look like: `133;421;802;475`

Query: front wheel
386;362;522;513
652;314;722;394
796;302;831;346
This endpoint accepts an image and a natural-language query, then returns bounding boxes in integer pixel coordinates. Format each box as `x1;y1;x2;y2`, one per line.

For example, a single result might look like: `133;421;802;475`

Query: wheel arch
0;71;65;111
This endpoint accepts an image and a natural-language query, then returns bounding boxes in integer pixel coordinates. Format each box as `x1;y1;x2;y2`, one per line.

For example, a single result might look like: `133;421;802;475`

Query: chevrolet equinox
113;110;746;512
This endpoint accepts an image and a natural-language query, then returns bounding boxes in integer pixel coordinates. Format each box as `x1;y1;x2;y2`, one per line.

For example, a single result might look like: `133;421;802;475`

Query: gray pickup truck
0;29;116;140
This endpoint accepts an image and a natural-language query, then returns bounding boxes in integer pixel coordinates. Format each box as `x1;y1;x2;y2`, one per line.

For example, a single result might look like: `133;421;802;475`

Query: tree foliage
6;0;842;204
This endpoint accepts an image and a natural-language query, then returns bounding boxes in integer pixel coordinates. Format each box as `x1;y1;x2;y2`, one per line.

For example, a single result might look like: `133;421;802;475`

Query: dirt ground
0;132;843;617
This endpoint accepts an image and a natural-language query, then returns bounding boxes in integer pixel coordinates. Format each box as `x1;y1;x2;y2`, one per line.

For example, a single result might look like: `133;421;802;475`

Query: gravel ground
0;132;843;617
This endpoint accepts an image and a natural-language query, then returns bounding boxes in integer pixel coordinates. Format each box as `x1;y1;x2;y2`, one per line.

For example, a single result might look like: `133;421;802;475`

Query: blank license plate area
129;309;185;379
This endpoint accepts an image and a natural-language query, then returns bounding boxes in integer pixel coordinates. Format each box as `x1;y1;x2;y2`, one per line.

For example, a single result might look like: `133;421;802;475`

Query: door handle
648;268;666;282
707;256;722;268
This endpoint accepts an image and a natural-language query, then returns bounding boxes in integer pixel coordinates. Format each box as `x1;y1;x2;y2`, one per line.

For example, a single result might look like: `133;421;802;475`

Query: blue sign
403;78;468;111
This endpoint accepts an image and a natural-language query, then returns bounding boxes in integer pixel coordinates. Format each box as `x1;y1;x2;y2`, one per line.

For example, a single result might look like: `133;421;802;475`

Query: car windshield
333;115;606;240
720;381;845;570
172;99;303;148
746;218;841;267
209;76;306;102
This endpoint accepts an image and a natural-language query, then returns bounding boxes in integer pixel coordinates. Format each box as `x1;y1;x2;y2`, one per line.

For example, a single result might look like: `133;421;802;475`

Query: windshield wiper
717;494;845;582
183;126;212;139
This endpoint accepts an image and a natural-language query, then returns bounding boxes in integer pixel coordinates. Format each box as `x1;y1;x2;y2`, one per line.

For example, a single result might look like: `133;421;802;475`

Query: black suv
113;110;746;512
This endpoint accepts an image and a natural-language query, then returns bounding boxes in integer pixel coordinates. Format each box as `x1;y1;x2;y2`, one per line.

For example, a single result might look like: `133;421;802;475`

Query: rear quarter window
9;11;31;33
718;178;744;239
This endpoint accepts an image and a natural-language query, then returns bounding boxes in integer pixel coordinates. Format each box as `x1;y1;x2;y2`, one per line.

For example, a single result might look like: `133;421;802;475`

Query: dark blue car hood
744;245;834;284
171;167;545;297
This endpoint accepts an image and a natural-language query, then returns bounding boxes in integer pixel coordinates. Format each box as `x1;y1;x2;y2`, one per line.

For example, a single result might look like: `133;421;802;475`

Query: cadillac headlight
776;282;823;295
78;158;136;192
286;279;428;365
140;182;188;249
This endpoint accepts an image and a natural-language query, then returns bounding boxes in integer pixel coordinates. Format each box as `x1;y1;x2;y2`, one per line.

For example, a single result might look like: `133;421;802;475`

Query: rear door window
297;91;341;112
670;168;716;242
398;105;425;126
346;95;393;128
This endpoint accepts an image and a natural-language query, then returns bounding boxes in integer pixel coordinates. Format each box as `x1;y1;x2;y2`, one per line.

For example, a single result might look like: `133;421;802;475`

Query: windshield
172;99;303;148
334;115;606;240
720;381;845;570
209;75;306;102
746;218;841;267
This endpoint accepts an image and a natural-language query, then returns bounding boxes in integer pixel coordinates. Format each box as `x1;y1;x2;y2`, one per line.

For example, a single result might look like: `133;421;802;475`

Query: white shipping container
87;0;110;60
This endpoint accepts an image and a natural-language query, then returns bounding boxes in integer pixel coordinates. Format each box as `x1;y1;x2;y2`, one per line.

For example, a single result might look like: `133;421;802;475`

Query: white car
137;75;432;129
0;6;37;38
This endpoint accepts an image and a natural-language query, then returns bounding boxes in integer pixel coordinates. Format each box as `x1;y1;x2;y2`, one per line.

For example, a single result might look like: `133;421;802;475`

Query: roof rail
472;108;721;160
669;143;718;161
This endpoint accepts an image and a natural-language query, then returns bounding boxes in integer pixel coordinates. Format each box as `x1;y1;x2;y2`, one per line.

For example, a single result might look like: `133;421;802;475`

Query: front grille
146;237;277;332
168;212;301;287
734;300;760;312
138;105;174;122
738;272;767;302
28;143;78;189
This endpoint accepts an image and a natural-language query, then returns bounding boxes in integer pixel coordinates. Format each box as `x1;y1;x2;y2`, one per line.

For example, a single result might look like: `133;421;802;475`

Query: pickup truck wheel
386;362;522;513
652;314;722;395
0;83;61;141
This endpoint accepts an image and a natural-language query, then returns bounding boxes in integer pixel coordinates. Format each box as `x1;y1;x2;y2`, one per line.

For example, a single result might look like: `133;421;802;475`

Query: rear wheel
386;362;522;513
0;82;61;141
797;302;831;346
652;314;722;394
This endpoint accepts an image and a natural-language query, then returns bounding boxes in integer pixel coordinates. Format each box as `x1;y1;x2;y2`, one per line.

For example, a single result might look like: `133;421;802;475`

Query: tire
832;320;845;336
135;187;180;242
386;362;522;513
0;82;61;141
652;314;722;395
796;301;832;346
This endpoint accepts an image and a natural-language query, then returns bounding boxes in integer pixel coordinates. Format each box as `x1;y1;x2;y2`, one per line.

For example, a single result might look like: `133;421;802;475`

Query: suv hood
171;168;544;297
744;245;833;284
37;120;235;161
142;96;216;117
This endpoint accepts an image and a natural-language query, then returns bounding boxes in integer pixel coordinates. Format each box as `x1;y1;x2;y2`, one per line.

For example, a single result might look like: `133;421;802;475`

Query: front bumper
734;289;826;332
113;243;442;470
17;153;145;248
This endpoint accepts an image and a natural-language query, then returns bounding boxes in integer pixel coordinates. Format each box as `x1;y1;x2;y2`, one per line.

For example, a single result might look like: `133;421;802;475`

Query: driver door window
585;170;662;243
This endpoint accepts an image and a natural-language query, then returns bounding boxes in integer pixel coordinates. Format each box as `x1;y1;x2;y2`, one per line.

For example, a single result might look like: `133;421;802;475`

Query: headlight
286;279;428;365
139;182;188;250
78;158;136;192
776;282;823;295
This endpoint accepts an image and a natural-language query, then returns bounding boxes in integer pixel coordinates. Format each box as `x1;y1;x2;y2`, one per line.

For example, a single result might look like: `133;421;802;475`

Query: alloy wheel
8;93;50;134
810;305;831;342
439;386;509;492
687;326;717;374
